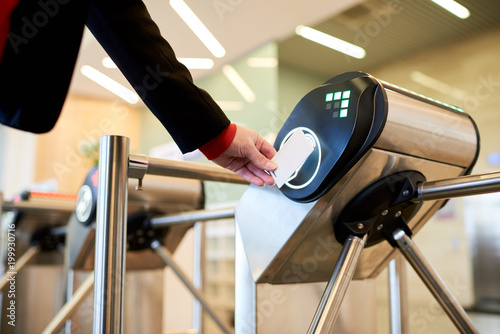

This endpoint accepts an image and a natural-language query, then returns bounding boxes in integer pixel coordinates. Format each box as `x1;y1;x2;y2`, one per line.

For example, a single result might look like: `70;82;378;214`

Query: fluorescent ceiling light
222;65;256;103
102;57;117;68
170;0;226;58
431;0;470;19
215;100;244;111
178;58;214;69
103;56;213;70
247;57;278;68
81;65;139;104
296;25;366;59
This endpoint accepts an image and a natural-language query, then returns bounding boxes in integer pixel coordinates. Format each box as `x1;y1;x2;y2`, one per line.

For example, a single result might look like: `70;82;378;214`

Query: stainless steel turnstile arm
307;234;367;334
150;207;236;228
0;245;39;291
151;240;234;334
129;154;248;185
43;272;94;334
393;229;478;334
416;171;500;201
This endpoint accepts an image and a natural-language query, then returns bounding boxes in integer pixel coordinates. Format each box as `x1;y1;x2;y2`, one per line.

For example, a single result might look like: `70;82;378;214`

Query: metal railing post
389;255;409;334
93;135;130;334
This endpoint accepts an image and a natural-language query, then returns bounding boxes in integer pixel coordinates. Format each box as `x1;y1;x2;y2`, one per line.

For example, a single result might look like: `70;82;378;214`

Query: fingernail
266;161;277;170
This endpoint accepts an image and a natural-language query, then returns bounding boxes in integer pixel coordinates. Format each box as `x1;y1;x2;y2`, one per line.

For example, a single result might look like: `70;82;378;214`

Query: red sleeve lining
0;0;20;60
199;123;237;160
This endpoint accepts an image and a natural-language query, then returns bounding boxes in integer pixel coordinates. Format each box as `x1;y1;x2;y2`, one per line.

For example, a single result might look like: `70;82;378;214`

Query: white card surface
270;129;314;188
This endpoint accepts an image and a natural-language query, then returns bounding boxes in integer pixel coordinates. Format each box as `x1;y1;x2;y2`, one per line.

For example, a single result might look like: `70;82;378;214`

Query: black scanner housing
274;72;388;202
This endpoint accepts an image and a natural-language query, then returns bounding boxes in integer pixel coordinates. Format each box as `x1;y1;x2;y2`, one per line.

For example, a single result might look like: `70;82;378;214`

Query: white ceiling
69;0;500;104
68;0;363;102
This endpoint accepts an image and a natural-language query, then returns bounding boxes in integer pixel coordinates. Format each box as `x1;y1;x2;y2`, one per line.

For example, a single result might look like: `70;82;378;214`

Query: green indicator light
325;93;333;102
340;109;348;118
341;100;349;108
334;92;342;100
342;90;351;99
380;80;464;112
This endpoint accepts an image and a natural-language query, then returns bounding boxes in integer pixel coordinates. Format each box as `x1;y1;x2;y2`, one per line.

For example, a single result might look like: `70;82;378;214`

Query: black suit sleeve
0;0;89;133
86;0;230;153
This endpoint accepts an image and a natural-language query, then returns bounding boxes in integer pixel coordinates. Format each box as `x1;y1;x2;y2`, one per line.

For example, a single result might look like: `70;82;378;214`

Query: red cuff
0;0;19;61
199;123;237;160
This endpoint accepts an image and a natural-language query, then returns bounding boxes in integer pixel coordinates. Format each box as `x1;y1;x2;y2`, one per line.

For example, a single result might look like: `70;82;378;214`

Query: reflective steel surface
307;235;367;334
375;88;478;169
393;229;478;333
93;135;130;334
234;80;479;333
236;149;467;283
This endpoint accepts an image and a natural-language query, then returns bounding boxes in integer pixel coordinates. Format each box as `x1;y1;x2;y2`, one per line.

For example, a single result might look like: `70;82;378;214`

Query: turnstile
52;71;500;334
0;191;75;334
235;72;482;333
61;166;207;333
0;166;233;333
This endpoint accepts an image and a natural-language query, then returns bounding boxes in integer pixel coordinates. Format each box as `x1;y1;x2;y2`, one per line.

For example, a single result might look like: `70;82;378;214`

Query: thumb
246;145;277;171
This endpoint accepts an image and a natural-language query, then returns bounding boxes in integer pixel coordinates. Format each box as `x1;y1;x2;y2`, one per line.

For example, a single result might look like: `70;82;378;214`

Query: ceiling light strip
431;0;470;19
170;0;226;58
178;58;214;69
103;56;214;70
222;65;256;103
80;65;139;104
215;100;245;111
247;57;278;68
102;57;117;69
296;25;366;59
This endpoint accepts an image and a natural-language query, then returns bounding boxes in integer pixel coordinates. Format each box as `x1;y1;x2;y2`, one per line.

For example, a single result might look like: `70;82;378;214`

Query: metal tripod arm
393;229;478;334
307;234;367;334
416;170;500;201
151;240;234;334
0;245;39;291
150;207;236;228
129;153;248;186
42;271;94;334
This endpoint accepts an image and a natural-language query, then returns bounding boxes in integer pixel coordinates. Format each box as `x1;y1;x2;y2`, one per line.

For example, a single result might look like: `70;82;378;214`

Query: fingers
246;145;277;172
257;135;277;160
235;167;265;187
211;125;278;186
233;162;275;187
232;125;277;172
247;162;275;186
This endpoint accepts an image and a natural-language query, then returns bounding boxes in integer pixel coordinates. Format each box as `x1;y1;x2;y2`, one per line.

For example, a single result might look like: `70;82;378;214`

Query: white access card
270;129;314;188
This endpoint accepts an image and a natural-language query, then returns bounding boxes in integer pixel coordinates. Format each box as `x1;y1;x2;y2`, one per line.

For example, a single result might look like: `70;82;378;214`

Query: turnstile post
389;255;409;334
93;135;130;334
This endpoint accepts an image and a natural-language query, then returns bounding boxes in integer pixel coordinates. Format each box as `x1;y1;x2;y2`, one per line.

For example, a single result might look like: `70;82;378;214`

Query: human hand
212;125;277;187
